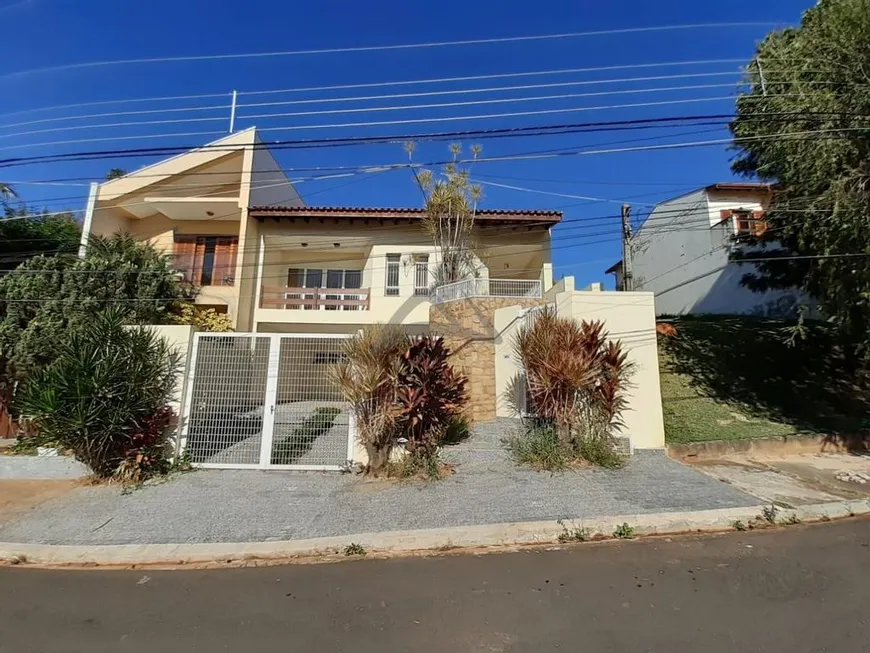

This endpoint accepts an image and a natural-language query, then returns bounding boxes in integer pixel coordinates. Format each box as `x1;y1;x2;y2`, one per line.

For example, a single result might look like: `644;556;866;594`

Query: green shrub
506;424;570;471
613;523;635;539
441;412;472;446
388;448;446;480
577;436;626;469
19;308;181;480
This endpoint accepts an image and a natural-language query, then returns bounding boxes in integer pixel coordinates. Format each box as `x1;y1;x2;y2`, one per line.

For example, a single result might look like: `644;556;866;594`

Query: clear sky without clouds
0;0;812;287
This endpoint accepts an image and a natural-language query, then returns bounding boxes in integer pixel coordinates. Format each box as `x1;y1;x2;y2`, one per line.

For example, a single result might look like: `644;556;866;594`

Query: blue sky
0;0;812;286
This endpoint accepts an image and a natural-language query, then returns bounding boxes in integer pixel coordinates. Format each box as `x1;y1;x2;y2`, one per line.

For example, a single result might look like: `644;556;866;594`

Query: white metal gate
180;333;354;470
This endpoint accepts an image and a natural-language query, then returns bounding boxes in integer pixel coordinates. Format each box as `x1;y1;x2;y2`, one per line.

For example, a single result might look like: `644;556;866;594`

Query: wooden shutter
212;237;238;286
173;237;197;283
751;210;767;236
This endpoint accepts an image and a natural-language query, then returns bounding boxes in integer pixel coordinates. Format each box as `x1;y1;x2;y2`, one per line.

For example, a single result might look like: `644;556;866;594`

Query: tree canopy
0;234;195;405
0;204;80;271
730;0;870;352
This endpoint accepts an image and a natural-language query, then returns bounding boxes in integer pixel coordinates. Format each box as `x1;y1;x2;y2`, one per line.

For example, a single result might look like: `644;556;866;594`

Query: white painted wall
248;137;304;209
631;188;805;317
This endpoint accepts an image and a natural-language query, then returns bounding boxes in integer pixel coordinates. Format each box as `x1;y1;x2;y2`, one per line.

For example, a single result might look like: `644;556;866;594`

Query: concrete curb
2;499;869;568
0;455;88;480
666;435;848;460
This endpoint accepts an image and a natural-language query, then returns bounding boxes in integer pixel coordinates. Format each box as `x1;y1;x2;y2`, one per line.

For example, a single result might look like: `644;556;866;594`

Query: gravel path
0;420;760;545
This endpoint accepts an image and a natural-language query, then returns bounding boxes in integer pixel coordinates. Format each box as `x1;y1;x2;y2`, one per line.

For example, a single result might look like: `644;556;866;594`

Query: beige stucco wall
546;286;665;449
494;305;527;418
145;324;195;452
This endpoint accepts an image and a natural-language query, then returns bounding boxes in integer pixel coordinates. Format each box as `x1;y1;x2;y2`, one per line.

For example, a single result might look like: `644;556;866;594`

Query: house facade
81;128;666;464
607;183;806;318
81;127;557;333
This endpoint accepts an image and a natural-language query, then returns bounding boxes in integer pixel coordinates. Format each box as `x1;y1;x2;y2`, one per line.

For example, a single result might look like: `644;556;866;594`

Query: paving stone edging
2;499;868;568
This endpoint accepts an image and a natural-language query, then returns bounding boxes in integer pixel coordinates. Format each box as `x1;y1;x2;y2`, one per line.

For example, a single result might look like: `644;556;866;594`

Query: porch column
253;234;266;324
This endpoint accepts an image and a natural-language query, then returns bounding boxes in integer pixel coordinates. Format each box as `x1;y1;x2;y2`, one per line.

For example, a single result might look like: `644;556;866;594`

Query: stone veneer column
430;297;543;423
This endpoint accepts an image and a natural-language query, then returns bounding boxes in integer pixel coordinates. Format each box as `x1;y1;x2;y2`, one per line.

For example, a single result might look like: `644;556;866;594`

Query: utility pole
229;90;238;133
621;203;634;291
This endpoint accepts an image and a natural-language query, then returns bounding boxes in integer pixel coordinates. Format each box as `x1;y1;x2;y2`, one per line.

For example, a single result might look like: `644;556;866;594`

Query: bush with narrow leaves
19;308;180;480
328;324;410;476
513;307;634;468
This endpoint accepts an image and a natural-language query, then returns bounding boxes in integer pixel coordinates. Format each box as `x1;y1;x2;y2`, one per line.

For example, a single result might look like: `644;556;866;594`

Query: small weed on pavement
732;520;747;532
556;519;592;543
761;504;779;524
613;523;635;539
343;543;367;557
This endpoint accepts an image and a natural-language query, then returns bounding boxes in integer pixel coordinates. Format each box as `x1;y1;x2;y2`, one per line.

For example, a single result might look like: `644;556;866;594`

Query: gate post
258;334;282;468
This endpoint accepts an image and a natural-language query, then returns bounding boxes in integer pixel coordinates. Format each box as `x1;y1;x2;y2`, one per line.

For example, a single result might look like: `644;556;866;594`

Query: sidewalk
0;421;761;547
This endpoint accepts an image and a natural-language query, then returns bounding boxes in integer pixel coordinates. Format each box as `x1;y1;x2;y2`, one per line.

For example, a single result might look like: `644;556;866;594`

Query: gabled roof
249;205;562;226
605;260;623;275
96;128;258;202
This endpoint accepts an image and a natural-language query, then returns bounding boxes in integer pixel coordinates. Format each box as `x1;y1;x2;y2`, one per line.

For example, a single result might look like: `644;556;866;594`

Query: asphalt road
2;519;869;653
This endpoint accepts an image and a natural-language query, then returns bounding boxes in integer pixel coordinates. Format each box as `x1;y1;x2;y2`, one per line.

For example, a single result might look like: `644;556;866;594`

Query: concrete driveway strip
2;518;870;653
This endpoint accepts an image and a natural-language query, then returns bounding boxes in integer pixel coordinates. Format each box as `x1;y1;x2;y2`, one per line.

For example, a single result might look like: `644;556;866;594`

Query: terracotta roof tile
249;205;562;223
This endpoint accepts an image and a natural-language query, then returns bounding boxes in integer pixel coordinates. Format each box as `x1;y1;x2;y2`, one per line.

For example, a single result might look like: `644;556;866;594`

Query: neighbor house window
385;254;400;296
721;209;767;238
173;236;238;286
414;254;430;296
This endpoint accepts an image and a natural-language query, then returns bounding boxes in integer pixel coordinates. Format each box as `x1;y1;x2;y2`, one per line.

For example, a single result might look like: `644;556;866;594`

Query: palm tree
0;182;16;203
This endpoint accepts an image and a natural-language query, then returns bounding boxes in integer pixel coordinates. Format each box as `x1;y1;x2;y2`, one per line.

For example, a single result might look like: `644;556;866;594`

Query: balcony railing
260;286;371;311
431;278;542;304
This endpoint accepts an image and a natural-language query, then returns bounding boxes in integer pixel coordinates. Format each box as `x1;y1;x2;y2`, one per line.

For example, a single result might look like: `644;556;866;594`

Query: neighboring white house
606;183;806;317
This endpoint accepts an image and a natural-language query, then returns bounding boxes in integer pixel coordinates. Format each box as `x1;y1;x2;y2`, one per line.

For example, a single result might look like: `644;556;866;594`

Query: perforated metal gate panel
181;333;353;470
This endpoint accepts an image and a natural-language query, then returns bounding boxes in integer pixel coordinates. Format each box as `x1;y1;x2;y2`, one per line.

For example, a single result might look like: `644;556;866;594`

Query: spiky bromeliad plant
395;335;468;456
513;307;633;466
328;324;411;476
19;307;181;480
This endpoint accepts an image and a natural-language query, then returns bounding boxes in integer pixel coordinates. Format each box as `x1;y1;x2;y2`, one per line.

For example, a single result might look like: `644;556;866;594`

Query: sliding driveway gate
180;333;354;470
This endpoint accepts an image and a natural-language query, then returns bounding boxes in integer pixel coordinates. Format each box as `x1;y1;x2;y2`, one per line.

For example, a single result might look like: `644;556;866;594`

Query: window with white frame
414;254;430;296
385;254;400;296
286;267;363;310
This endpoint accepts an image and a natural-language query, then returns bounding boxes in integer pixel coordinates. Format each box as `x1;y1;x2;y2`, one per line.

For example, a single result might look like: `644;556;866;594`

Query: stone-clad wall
430;297;543;422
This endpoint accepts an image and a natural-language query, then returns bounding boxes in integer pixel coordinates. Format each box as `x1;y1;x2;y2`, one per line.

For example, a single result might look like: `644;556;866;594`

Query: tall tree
0;204;80;271
0;234;195;412
730;0;870;353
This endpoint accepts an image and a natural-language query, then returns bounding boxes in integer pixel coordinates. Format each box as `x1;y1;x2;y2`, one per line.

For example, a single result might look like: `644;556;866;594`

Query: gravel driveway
0;420;759;545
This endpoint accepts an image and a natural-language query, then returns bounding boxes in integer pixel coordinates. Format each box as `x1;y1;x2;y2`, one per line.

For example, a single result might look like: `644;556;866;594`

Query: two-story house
606;183;807;317
81;127;558;332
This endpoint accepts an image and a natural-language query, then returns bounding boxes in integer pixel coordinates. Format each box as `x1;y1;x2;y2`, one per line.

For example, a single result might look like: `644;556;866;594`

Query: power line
1;23;780;81
0;81;743;142
2;108;859;169
0;58;752;121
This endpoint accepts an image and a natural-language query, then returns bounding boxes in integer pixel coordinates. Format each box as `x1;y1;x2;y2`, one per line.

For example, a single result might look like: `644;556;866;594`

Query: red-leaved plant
115;405;175;481
395;336;468;454
515;307;634;449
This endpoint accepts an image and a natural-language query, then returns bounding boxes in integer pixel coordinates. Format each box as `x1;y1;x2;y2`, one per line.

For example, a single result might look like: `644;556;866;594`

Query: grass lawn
657;315;870;445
